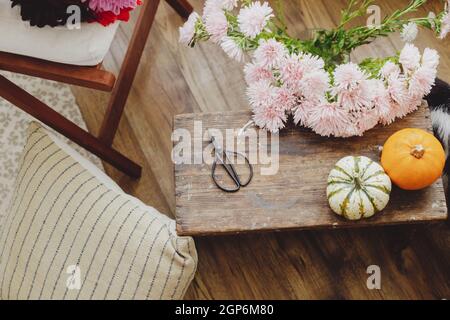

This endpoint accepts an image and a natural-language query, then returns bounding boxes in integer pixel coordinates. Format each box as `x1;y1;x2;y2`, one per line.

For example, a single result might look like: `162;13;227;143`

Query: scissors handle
211;151;253;193
211;160;241;192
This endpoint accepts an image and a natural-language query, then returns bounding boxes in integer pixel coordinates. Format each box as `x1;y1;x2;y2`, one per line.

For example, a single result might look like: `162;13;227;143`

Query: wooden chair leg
0;75;142;178
98;0;161;146
165;0;193;19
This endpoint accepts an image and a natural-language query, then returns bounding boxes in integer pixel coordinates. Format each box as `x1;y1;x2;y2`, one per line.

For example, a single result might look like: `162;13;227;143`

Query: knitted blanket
427;78;450;196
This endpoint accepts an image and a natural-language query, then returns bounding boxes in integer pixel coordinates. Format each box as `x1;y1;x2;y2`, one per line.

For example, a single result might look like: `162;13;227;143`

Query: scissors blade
209;134;242;188
224;155;242;185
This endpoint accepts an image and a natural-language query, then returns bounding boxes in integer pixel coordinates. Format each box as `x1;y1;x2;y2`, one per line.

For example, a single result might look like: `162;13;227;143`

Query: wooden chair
0;0;192;178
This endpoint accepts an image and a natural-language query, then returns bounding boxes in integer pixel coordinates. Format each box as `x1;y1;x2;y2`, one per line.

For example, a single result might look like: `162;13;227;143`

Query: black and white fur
426;78;450;195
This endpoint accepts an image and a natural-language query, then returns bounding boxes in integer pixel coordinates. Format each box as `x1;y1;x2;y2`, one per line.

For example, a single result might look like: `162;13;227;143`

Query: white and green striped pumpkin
327;156;392;220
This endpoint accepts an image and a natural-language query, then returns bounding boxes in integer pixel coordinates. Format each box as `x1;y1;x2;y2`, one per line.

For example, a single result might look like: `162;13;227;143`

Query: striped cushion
0;122;197;300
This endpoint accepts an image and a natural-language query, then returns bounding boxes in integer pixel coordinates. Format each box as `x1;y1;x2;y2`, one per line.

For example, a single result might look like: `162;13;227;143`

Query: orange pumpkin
381;128;446;190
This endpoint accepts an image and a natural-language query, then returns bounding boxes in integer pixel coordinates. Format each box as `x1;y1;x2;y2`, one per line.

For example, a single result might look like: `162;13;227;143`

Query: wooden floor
73;0;450;299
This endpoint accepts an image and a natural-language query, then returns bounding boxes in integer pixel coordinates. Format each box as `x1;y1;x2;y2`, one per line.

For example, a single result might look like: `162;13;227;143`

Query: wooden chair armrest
0;51;115;92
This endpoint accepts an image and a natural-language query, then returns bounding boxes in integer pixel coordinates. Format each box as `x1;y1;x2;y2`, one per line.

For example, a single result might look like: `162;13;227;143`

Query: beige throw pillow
0;122;197;300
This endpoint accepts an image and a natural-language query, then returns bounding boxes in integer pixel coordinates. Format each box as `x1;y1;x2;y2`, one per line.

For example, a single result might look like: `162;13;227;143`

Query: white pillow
0;122;198;300
0;1;119;66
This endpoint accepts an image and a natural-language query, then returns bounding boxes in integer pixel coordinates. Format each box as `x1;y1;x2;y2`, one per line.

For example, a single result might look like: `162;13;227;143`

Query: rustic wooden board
174;106;448;236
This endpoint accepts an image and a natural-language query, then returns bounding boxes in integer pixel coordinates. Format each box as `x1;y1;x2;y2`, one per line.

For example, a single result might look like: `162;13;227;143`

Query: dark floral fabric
10;0;140;27
11;0;94;28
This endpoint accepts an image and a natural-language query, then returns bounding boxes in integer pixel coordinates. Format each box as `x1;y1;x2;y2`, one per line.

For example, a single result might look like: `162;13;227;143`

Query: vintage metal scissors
210;135;253;193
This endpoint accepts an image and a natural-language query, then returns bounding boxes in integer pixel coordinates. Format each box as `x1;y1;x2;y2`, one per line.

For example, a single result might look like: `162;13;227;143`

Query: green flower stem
190;0;446;72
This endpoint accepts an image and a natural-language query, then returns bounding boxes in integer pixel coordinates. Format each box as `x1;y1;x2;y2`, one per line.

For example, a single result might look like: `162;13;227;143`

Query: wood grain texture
0;51;115;92
73;0;450;299
0;74;142;177
175;107;447;236
99;0;161;145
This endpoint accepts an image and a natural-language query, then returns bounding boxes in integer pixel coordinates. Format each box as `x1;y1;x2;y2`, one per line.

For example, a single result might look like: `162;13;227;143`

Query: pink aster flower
179;12;200;46
369;79;391;117
377;103;394;126
340;124;361;138
205;10;228;43
403;96;422;115
399;43;421;71
247;80;275;108
300;70;330;101
273;85;297;112
421;48;440;70
293;99;315;127
387;73;408;107
244;62;274;84
87;0;139;15
351;107;380;135
333;63;367;92
336;87;371;112
307;102;352;137
408;96;423;113
389;94;420;120
220;36;245;62
252;103;287;133
372;84;396;126
332;63;370;112
335;79;373;112
300;53;325;73
408;66;436;97
397;100;417;119
279;53;304;90
379;101;401;125
253;39;287;68
237;2;274;38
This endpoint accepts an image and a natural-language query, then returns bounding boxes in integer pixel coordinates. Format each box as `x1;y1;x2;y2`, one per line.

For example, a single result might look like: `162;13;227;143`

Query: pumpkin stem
353;174;363;190
411;145;425;159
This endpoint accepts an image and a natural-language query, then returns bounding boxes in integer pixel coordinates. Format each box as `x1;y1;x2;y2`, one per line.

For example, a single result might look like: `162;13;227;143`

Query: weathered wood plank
175;106;447;236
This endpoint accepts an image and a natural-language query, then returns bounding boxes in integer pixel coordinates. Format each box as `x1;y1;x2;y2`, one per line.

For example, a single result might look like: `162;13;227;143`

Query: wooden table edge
176;213;448;237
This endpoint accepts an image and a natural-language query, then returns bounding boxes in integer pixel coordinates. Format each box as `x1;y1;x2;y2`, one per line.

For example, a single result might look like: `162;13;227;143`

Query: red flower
91;0;142;26
94;7;132;26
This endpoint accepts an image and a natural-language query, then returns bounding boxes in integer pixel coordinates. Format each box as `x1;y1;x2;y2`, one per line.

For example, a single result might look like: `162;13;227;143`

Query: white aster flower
203;0;239;18
379;61;401;79
401;22;418;43
399;43;421;71
220;36;245;62
205;10;229;43
203;0;222;19
203;0;238;19
221;0;239;10
179;12;200;46
299;53;325;73
428;11;437;30
439;11;450;39
421;48;440;70
237;2;274;39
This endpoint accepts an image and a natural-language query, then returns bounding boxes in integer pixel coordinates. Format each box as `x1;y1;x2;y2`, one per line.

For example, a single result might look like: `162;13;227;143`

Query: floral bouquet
180;0;450;137
10;0;141;27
